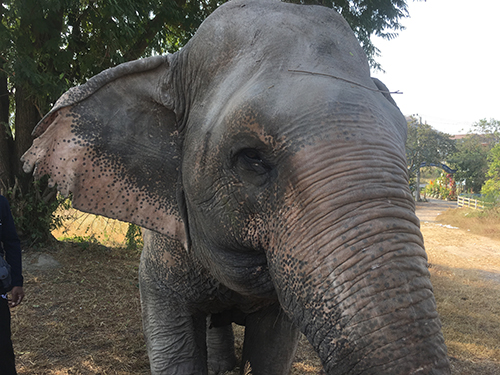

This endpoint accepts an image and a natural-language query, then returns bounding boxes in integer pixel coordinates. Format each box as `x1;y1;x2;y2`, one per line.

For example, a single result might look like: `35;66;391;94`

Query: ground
416;199;500;375
10;199;500;374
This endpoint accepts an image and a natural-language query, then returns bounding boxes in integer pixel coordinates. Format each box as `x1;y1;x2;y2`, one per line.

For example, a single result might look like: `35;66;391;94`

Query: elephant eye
234;148;274;185
241;149;263;164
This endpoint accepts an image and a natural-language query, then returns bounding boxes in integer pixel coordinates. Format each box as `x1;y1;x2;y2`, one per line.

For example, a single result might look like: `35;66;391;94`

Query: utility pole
416;164;421;201
415;117;422;202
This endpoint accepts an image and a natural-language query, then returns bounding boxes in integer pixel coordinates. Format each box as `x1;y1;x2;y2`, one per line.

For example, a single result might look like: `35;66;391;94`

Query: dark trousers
0;296;17;375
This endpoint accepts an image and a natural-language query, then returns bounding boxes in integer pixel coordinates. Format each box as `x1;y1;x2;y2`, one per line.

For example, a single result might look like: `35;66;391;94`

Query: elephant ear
22;55;186;245
371;77;399;108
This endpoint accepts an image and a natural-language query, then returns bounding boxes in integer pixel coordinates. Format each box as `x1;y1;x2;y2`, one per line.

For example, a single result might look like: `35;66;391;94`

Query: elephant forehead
188;79;405;168
183;0;372;96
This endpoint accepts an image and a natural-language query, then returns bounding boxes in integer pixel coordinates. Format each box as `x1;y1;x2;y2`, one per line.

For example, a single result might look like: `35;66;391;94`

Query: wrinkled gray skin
22;0;450;374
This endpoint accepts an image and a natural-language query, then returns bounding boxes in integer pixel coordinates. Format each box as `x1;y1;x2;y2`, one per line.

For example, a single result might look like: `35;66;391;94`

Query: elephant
22;0;450;374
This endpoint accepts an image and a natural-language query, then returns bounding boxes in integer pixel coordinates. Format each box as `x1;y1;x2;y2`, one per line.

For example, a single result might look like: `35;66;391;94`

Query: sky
370;0;500;135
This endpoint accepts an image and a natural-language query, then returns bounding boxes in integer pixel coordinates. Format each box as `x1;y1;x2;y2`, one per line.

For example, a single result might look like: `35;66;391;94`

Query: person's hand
9;286;24;308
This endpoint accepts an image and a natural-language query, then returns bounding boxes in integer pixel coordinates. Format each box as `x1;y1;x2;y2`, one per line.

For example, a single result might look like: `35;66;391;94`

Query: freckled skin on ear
22;0;450;374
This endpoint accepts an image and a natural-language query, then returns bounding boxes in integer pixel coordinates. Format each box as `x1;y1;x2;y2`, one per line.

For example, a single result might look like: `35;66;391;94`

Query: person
0;194;24;375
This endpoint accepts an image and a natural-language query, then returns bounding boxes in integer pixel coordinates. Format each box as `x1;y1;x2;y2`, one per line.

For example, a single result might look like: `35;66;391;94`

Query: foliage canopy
448;135;490;194
482;143;500;199
447;118;500;196
481;143;500;199
472;119;500;199
405;116;456;181
470;118;500;141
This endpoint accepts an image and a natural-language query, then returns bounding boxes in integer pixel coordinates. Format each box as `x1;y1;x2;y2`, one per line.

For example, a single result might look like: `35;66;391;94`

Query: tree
481;143;500;199
470;118;500;142
1;0;425;242
447;118;500;195
448;135;490;194
405;116;456;182
476;120;500;200
0;0;225;242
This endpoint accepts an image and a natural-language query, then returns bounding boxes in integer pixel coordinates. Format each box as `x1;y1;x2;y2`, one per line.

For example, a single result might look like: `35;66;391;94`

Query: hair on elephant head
23;0;450;374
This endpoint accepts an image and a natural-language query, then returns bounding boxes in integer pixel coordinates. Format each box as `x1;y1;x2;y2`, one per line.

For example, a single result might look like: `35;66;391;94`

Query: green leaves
448;119;500;194
481;142;500;199
2;0;227;113
471;118;500;143
406;116;456;176
448;135;489;194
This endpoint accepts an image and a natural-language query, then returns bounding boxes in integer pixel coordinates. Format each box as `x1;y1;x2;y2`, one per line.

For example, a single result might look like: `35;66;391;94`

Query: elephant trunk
267;144;450;374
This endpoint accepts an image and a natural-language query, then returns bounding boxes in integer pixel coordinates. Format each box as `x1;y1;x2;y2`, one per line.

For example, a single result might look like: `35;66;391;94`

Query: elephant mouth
194;237;278;300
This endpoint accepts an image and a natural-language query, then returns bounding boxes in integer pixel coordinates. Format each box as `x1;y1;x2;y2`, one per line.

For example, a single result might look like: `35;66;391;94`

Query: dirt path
416;199;500;278
415;198;458;222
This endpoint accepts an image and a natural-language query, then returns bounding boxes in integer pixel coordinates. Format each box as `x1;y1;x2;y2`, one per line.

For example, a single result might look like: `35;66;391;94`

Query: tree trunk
0;60;13;193
13;84;40;194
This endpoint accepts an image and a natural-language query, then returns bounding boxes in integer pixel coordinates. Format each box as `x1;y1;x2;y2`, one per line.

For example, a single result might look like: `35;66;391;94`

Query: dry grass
10;206;500;374
14;242;149;374
421;205;500;374
437;207;500;241
52;208;130;247
14;240;322;375
430;265;500;372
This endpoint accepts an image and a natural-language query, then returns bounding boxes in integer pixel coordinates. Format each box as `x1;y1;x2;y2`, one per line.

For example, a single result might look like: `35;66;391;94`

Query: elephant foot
208;355;237;375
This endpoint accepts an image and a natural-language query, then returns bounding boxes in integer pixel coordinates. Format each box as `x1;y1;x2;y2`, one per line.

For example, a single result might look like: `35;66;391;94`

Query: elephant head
22;0;450;373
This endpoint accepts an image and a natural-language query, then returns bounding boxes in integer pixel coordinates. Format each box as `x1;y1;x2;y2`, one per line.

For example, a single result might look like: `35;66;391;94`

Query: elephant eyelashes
241;148;260;161
233;148;274;186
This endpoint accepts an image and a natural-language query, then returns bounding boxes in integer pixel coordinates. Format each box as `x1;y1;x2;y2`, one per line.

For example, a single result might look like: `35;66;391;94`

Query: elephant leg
241;304;300;375
140;276;208;374
207;323;237;375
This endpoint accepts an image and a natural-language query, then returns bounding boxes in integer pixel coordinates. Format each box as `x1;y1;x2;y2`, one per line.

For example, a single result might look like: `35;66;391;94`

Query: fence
457;196;492;210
